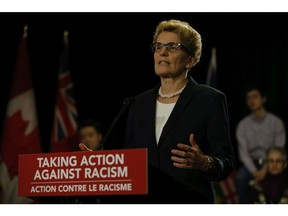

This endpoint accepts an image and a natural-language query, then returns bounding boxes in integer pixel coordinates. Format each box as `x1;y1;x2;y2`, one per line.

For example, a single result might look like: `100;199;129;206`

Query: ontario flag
50;31;79;153
0;26;42;203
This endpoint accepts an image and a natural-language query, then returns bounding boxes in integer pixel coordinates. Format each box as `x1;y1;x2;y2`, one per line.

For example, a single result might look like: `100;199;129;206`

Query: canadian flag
0;26;42;203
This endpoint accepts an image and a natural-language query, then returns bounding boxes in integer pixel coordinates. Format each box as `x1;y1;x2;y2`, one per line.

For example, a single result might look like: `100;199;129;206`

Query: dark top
123;76;235;204
250;170;288;204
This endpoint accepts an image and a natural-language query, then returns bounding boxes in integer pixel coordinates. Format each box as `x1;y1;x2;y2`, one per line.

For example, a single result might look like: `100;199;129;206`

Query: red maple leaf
1;110;41;178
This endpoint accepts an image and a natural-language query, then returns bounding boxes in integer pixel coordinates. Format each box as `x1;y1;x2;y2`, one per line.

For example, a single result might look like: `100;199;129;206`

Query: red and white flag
50;31;79;153
0;26;42;203
206;47;238;203
219;170;238;203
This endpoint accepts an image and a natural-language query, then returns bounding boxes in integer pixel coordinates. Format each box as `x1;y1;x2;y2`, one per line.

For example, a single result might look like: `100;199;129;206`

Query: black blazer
124;76;235;203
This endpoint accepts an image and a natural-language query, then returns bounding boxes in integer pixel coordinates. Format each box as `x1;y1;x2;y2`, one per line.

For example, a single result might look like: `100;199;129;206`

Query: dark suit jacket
123;76;235;203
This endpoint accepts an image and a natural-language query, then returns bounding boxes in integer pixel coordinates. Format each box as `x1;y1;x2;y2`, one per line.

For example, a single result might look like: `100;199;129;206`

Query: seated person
249;146;288;204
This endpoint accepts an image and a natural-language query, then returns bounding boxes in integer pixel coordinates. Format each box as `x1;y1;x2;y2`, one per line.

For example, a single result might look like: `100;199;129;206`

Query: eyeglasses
266;159;286;164
151;42;186;53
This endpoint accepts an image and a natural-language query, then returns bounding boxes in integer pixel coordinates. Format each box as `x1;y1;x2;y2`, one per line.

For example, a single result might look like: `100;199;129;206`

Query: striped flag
50;31;79;153
206;47;238;203
0;26;42;203
217;171;238;203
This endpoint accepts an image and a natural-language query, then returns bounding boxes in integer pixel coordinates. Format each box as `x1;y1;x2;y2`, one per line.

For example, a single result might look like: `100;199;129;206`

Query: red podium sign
18;148;148;196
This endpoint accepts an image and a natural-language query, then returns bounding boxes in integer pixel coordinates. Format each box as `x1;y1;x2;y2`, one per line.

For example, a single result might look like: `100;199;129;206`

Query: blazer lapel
145;89;158;149
157;76;198;147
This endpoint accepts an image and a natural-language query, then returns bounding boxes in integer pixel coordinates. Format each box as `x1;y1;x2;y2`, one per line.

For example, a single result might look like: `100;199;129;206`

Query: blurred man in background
78;119;103;151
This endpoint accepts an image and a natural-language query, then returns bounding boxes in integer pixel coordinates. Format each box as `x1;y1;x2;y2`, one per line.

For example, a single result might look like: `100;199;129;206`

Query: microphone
96;96;134;150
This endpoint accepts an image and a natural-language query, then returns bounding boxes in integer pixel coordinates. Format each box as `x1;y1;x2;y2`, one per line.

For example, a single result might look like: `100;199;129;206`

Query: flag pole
23;25;28;38
212;47;216;56
206;47;217;88
63;30;69;44
64;30;69;38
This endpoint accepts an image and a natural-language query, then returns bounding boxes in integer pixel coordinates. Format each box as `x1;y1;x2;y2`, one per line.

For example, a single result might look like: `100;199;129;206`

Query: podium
18;148;148;203
19;148;209;204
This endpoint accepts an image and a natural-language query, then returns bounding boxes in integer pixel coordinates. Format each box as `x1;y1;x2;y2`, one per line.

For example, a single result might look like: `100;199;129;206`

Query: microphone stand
96;97;134;150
